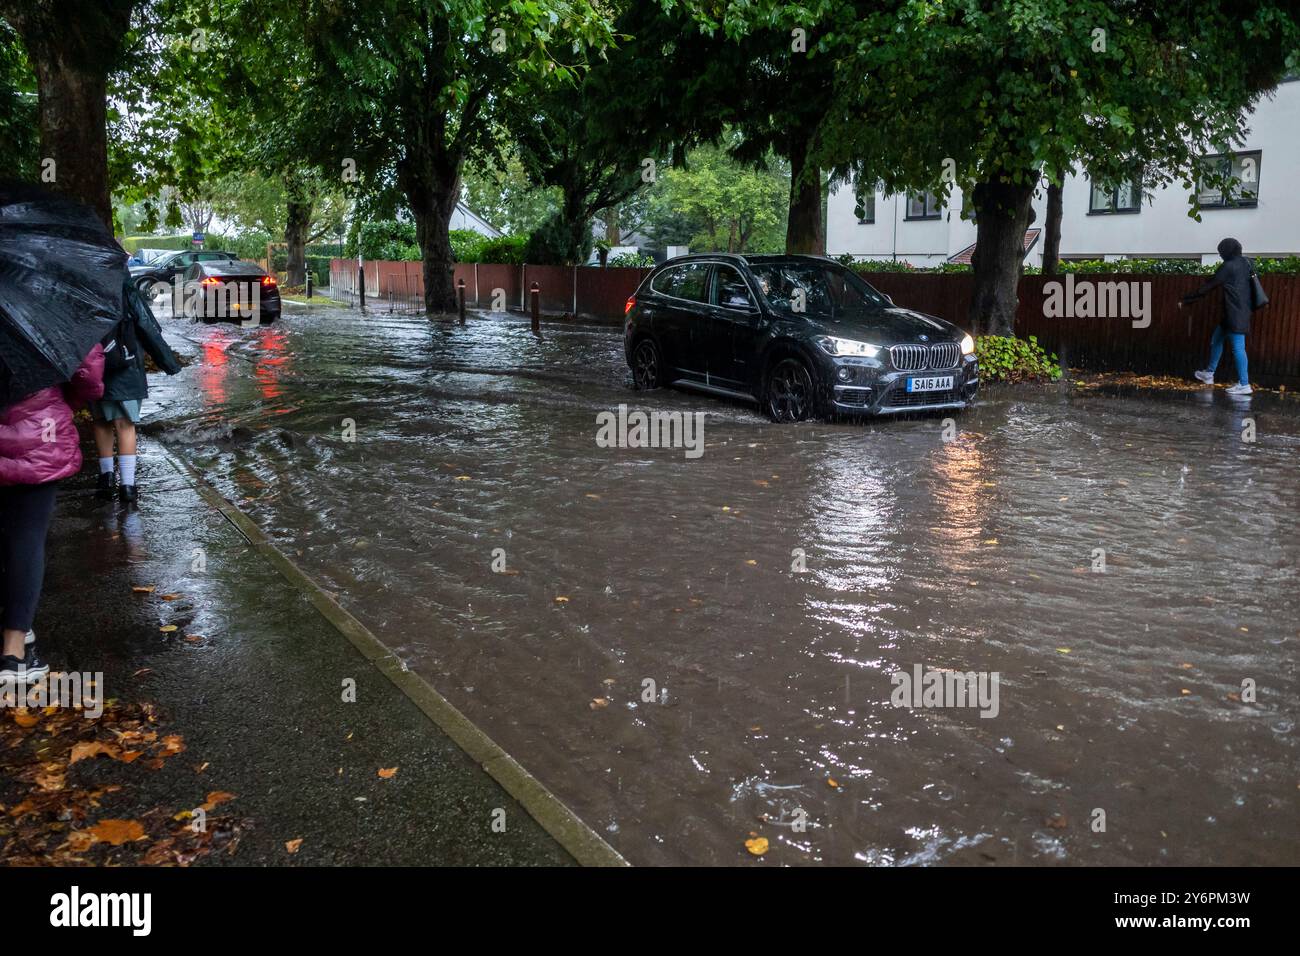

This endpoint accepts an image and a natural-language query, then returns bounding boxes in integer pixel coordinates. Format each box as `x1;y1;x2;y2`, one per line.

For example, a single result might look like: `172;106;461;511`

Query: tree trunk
968;173;1038;336
2;0;135;228
284;198;312;287
399;151;460;315
786;143;824;255
604;206;620;245
1041;172;1063;276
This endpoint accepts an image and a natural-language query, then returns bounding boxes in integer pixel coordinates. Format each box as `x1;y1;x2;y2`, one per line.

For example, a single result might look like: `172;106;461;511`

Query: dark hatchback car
624;254;978;421
180;259;281;324
129;249;239;293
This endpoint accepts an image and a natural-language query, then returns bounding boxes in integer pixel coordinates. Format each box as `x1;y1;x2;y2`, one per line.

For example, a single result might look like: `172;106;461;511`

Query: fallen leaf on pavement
377;767;398;779
70;741;121;764
744;836;769;856
86;819;147;845
286;838;303;854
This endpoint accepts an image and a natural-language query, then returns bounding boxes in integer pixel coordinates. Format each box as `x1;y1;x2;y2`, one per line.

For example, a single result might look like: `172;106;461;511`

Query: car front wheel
631;338;664;390
765;357;817;422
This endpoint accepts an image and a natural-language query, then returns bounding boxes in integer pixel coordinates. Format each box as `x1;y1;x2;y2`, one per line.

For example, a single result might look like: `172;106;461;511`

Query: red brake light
262;275;277;287
200;276;220;286
624;295;636;315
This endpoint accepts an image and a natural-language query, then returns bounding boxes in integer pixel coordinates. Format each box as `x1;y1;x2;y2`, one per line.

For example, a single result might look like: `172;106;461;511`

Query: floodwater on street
147;300;1299;866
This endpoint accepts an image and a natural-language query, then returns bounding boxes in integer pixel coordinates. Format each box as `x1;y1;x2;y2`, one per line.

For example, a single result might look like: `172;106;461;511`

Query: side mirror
883;293;895;305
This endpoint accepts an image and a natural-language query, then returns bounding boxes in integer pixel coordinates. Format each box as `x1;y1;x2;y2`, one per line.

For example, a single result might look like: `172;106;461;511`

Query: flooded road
148;302;1299;866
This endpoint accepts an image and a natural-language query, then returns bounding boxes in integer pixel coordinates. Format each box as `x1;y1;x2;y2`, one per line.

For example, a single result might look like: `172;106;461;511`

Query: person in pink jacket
0;344;104;682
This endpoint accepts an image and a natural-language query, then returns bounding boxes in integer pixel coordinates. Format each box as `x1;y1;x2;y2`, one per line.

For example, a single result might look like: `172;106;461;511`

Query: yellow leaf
286;838;304;854
159;625;178;633
86;819;147;846
200;791;236;812
745;559;757;566
1056;647;1071;654
554;595;569;603
131;585;156;594
378;767;398;779
744;837;769;856
589;698;609;710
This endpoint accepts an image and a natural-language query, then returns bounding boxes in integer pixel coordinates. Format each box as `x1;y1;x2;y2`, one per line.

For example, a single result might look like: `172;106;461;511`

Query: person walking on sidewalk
93;281;183;503
0;345;105;682
1180;237;1256;396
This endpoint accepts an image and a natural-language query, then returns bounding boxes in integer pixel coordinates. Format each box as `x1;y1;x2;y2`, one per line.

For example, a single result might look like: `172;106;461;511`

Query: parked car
624;254;978;421
129;249;240;293
180;259;281;324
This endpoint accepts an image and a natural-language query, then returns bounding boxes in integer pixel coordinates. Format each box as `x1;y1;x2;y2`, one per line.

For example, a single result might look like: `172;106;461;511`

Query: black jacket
101;282;183;401
1181;237;1254;334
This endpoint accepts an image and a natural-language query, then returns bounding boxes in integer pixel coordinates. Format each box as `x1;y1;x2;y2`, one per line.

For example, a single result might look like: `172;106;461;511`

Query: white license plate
906;376;954;392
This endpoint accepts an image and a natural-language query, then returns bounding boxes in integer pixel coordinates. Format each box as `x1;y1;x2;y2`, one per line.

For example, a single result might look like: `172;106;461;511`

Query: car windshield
749;261;889;318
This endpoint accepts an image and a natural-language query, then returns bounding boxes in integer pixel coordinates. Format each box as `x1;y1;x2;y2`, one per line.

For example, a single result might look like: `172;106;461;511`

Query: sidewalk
1;444;575;866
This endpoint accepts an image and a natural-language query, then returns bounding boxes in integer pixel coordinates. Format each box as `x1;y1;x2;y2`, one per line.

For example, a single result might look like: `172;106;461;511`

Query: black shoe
96;471;116;499
0;648;49;683
119;484;138;503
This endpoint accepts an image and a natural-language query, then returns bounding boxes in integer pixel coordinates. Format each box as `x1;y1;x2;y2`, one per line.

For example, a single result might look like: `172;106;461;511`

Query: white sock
119;454;137;486
98;457;115;474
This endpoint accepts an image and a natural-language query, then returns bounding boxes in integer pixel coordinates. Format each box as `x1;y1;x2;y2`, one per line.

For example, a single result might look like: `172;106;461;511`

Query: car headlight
960;333;975;356
815;335;880;358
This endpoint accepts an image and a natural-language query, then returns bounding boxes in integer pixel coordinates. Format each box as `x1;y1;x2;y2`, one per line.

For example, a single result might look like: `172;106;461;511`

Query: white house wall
827;79;1300;266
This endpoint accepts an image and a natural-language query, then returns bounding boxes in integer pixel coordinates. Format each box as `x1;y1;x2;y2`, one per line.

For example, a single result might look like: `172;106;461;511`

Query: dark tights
0;481;59;632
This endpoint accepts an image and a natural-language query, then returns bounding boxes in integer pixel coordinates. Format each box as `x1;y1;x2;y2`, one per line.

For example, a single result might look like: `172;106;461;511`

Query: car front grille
890;342;960;371
884;388;960;409
890;344;928;371
928;342;959;369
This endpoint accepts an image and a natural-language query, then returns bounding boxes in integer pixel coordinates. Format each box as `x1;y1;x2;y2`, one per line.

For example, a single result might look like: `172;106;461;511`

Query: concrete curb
161;445;629;868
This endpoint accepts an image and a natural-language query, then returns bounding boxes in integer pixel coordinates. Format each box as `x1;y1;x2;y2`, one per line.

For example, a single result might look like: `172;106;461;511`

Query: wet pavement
18;442;574;866
143;298;1298;866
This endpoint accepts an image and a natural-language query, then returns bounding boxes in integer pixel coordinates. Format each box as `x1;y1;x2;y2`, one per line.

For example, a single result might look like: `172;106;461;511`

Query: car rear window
651;263;709;302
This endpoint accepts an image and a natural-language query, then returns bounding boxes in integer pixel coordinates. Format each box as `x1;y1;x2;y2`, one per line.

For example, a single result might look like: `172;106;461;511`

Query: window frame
1087;175;1143;215
709;264;757;312
649;262;711;305
1195;150;1262;210
855;190;876;225
904;191;942;221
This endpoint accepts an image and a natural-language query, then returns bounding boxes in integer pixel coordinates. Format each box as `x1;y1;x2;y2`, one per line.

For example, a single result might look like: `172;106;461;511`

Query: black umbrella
0;181;127;406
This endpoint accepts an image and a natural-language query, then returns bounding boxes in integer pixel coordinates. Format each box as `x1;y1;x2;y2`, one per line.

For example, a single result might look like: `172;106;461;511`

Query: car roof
656;252;841;268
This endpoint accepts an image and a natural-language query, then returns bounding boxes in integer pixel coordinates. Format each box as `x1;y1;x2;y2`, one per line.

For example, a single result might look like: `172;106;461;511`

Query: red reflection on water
196;328;233;405
254;327;289;400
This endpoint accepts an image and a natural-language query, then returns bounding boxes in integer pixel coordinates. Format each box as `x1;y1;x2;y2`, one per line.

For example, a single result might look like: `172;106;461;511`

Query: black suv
624;254;978;421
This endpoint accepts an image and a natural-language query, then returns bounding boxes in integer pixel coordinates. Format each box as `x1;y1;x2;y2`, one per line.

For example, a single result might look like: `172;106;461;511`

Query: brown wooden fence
328;259;651;319
329;260;1300;386
860;272;1300;387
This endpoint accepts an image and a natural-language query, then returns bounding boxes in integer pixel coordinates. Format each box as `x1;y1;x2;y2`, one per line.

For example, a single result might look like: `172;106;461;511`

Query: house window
1197;151;1261;208
1088;176;1141;214
905;191;941;220
854;190;875;224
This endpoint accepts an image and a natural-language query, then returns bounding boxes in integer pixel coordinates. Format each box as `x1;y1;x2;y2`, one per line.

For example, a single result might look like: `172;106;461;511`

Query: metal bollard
306;271;313;299
358;266;366;312
457;278;466;325
530;281;540;335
